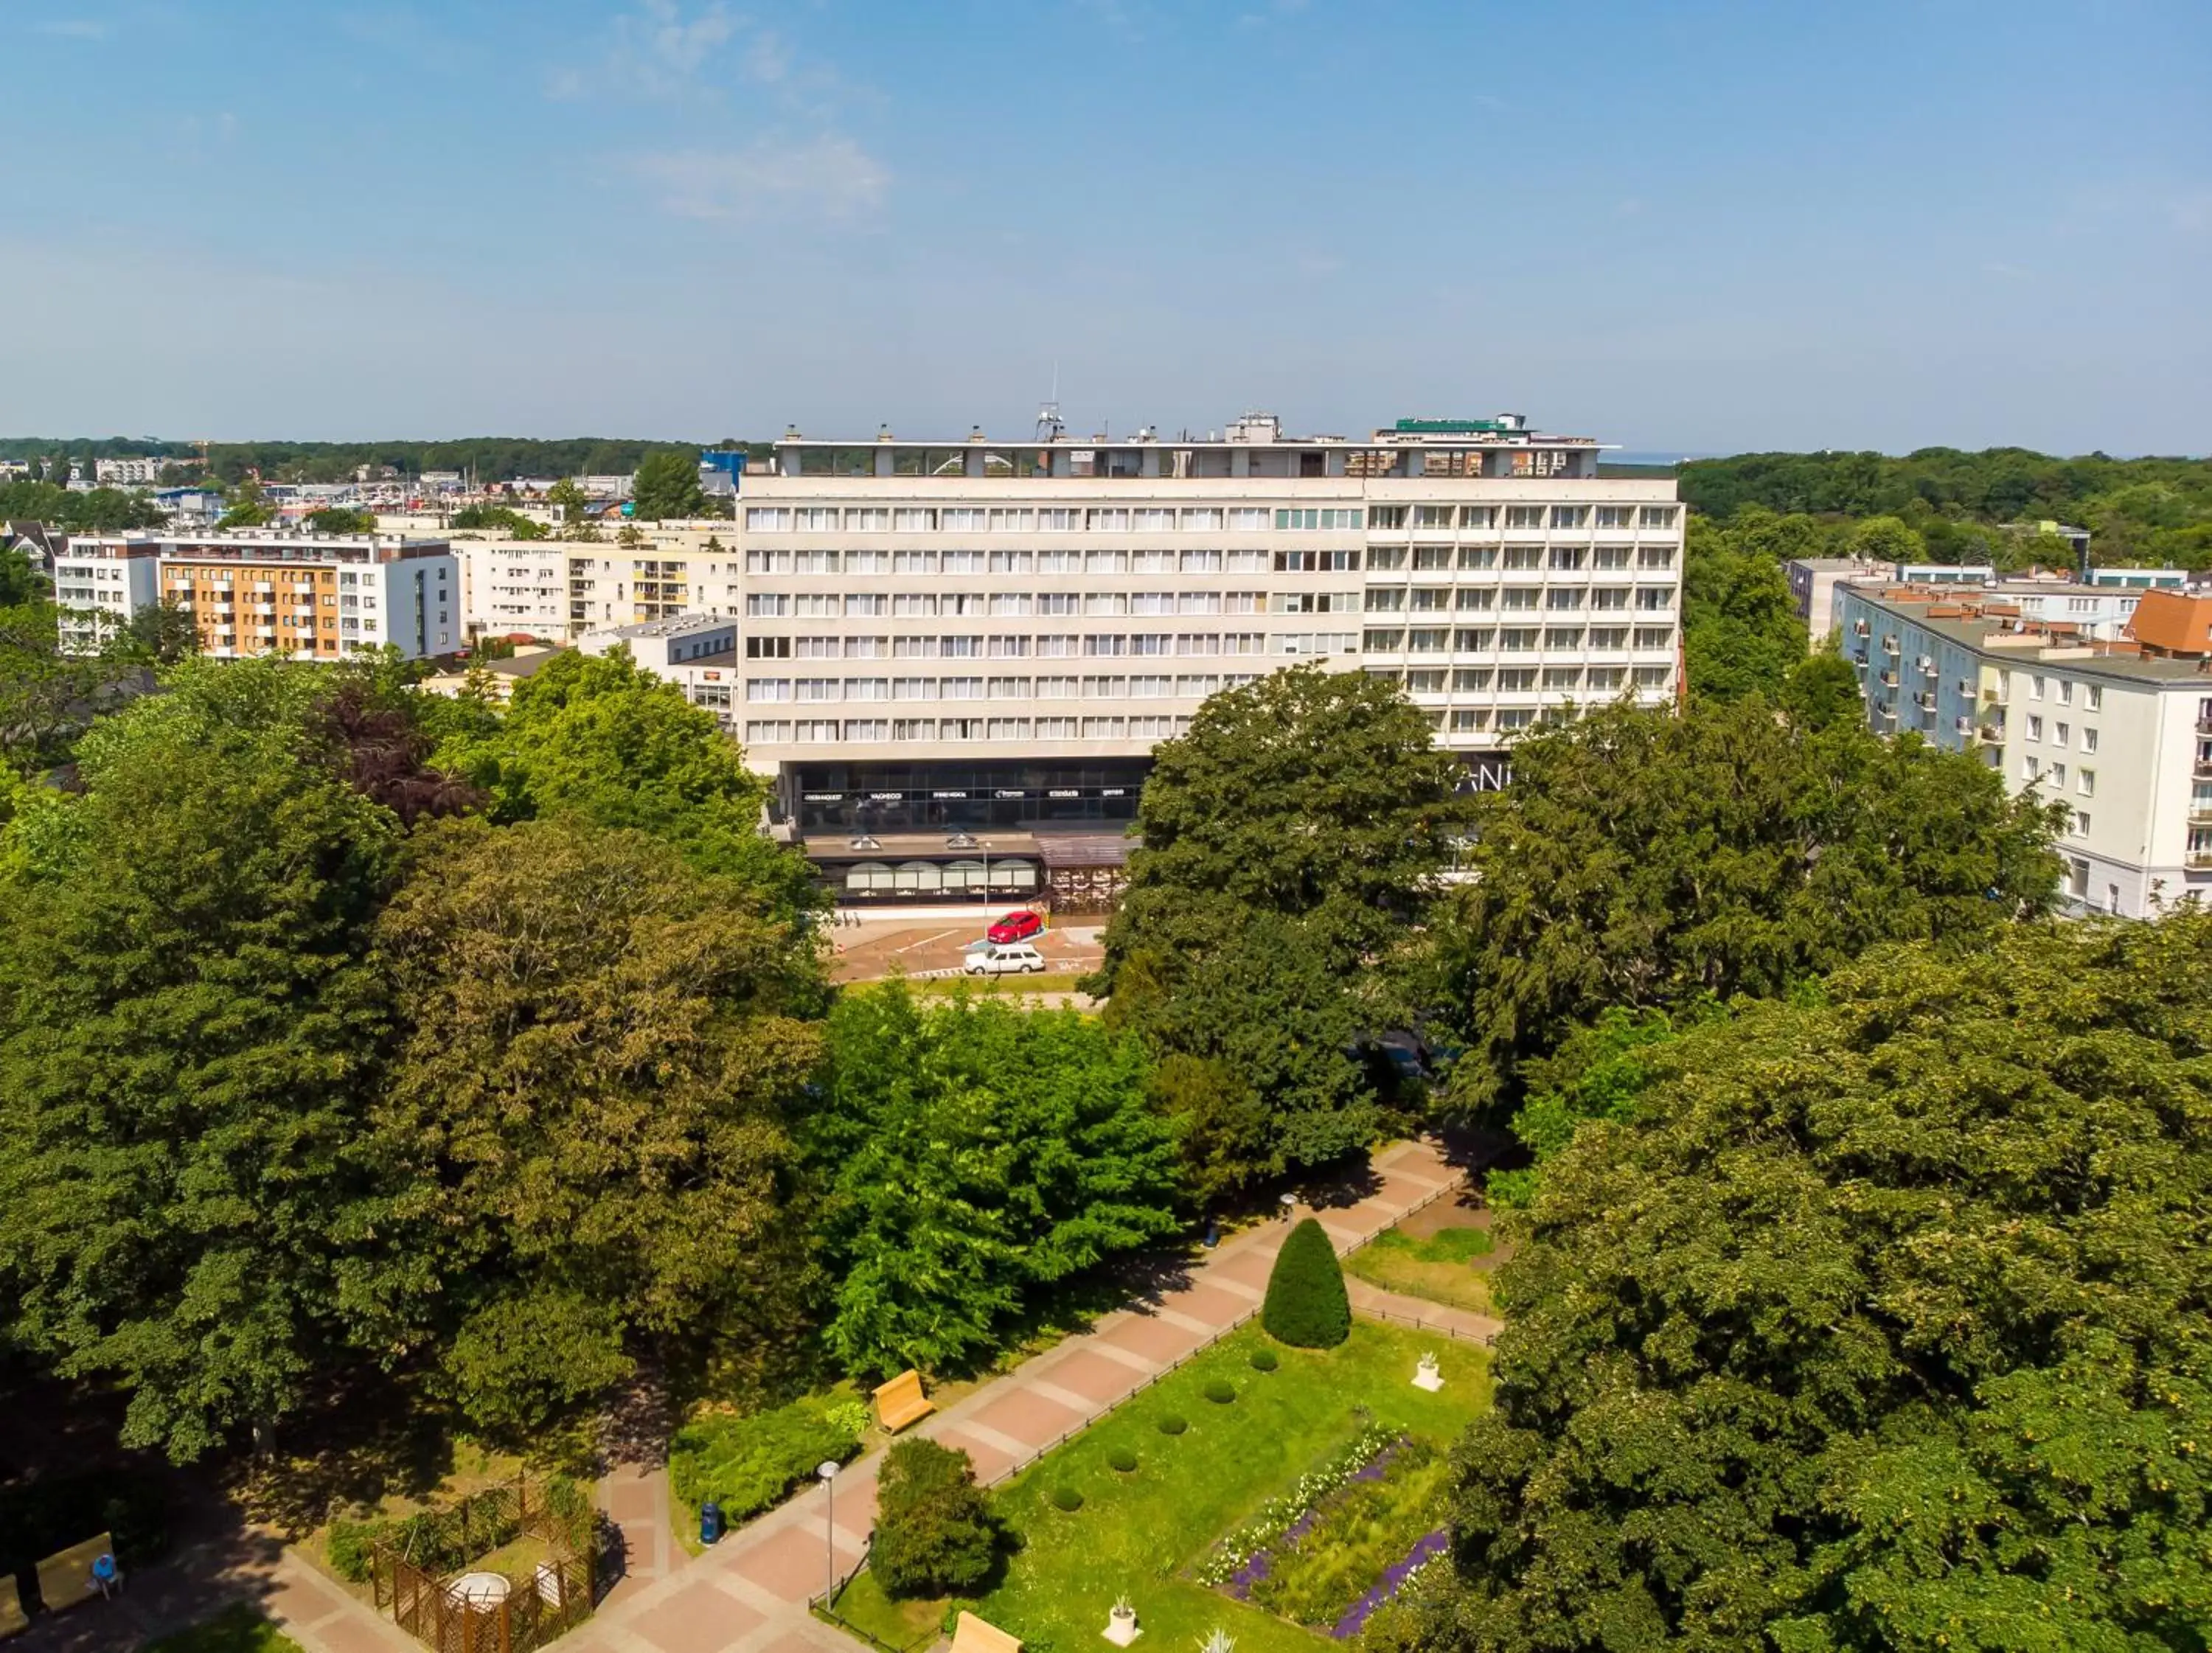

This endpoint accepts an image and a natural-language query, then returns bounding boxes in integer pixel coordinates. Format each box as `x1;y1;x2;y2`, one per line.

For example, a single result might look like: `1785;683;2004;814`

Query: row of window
742;504;1683;532
1366;587;1673;613
740;716;1193;743
1368;665;1675;693
1363;626;1676;654
733;544;1681;575
2023;756;2097;798
2022;716;2099;752
740;630;1365;666
742;675;1259;702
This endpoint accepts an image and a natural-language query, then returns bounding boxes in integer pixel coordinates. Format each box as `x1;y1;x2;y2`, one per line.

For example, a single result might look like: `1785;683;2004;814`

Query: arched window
894;860;945;893
845;861;894;893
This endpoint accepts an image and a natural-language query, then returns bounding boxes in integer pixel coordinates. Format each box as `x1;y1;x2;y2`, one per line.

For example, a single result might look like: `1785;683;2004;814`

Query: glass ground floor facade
779;758;1153;835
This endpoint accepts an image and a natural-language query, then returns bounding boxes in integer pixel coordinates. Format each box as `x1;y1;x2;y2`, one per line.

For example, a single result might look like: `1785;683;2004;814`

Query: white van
964;942;1047;975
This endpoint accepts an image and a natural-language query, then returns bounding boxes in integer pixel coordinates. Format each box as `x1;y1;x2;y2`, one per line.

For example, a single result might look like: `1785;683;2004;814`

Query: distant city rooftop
772;411;1601;450
1852;585;2212;684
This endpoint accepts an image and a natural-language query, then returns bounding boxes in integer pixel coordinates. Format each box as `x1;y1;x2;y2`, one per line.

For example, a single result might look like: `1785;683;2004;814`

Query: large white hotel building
529;413;1683;849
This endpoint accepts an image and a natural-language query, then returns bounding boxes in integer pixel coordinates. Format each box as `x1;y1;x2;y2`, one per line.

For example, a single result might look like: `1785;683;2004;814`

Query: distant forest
0;437;768;487
1679;448;2212;567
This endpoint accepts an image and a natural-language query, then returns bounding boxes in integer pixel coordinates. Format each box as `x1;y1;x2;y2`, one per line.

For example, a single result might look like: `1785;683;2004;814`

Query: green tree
435;646;817;919
305;507;378;535
546;478;598;540
448;502;548;539
808;984;1182;1377
1434;697;2064;1113
1146;1053;1272;1211
1681;515;1807;701
1779;638;1864;731
630;450;707;521
0;544;45;607
218;477;274;529
1260;1217;1350;1348
0;684;400;1460
872;1438;999;1598
1849;512;1925;564
360;817;824;1436
1424;915;2212;1653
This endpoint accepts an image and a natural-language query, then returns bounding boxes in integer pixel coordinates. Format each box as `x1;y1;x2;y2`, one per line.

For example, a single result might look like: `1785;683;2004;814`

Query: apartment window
1545;588;1586;610
2028;676;2045;700
1592;546;1632;570
890;550;935;575
1455;588;1495;611
943;551;987;575
1175;633;1220;655
1453;628;1495;652
892;677;936;699
794;594;837;618
845;594;888;617
2054;721;2070;746
1637;546;1676;569
1037;634;1079;656
1500;588;1539;610
2081;726;2098;753
1037;593;1079;617
1408;628;1450;653
1408;545;1455;571
1037;674;1079;696
1364;628;1405;652
745;507;788;531
1082;634;1127;657
1497;668;1537;692
893;719;936;741
893;508;936;531
1227;508;1270;531
987;549;1034;575
1275;508;1363;529
1039;509;1078;532
1085;550;1130;575
1639;506;1679;528
2024;755;2042;782
1502;546;1542;570
796;678;841;703
1550;506;1588;529
2051;762;2068;790
1366;588;1405;613
987;593;1033;618
1635;588;1671;610
1178;672;1222;695
1458;546;1498;571
1130;674;1173;697
1411;588;1453;612
1544;627;1585;649
2086;684;2103;711
1367;506;1408;529
1130;633;1173;656
846;678;890;701
2026;715;2043;741
1132;508;1175;532
942;676;986;700
2072;810;2090;837
840;718;888;741
1177;591;1223;615
1594;506;1634;528
1543;667;1582;690
1037;717;1078;739
2079;768;2096;797
745;549;791;574
1088;509;1130;532
1591;587;1631;611
1082;717;1127;738
1406;669;1447;693
745;678;792;702
745;636;790;658
1456;505;1493;529
1632;665;1672;687
1548;546;1587;571
1130;591;1175;616
942;508;987;531
892;636;936;659
744;720;792;742
939;636;982;658
745;594;789;617
1083;593;1129;617
792;550;839;574
1225;549;1269;573
1415;505;1455;529
2056;680;2073;706
1182;508;1222;531
1498;627;1538;652
1175;549;1225;574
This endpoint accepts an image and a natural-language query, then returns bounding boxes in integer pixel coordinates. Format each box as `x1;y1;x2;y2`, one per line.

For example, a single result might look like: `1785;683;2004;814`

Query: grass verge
1342;1226;1495;1316
145;1603;305;1653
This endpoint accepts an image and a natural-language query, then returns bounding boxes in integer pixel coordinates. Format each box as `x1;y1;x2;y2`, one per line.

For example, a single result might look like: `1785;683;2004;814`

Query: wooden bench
0;1575;26;1639
873;1369;935;1433
33;1532;113;1615
950;1610;1021;1653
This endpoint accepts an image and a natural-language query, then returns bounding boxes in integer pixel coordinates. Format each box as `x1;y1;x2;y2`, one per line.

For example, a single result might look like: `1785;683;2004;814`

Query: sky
3;0;2208;456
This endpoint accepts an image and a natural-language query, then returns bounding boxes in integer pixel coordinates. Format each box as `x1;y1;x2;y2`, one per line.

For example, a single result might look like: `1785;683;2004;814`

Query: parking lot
827;911;1107;984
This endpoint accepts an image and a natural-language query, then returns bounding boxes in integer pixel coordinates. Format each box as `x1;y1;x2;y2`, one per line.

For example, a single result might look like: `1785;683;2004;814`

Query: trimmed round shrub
1262;1217;1352;1348
1050;1485;1085;1512
1157;1413;1189;1436
1249;1348;1279;1373
1204;1379;1236;1405
1107;1447;1138;1474
872;1438;1000;1598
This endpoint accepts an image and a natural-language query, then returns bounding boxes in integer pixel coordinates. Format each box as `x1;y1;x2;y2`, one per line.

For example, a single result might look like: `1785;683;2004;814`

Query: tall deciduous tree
360;818;825;1436
630;450;707;521
1425;915;2212;1653
808;984;1182;1377
0;699;400;1460
1435;697;2064;1112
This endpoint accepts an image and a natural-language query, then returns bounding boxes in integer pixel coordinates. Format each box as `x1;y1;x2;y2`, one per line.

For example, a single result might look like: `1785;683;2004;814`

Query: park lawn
1343;1226;1496;1316
145;1603;305;1653
841;1318;1487;1653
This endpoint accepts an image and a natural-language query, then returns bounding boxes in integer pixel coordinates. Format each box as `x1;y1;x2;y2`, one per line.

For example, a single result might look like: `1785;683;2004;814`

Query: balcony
1912;690;1936;711
1881;638;1901;656
2197;759;2212;779
2189;807;2212;826
1917;658;1938;678
1955;715;1975;737
1978;723;2004;744
1878;670;1899;689
2190;851;2212;870
2199;715;2212;735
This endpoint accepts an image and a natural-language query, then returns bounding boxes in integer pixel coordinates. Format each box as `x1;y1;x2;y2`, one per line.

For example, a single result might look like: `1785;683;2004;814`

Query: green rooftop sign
1393;418;1519;434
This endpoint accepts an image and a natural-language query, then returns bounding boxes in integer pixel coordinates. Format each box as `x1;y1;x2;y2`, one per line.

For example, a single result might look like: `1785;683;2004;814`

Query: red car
987;909;1046;945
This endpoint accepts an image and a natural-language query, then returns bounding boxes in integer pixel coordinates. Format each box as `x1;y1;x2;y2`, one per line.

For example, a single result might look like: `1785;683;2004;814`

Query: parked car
986;909;1046;944
964;942;1047;975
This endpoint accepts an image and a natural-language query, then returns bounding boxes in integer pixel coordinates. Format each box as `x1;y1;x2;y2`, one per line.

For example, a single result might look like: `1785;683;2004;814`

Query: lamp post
816;1460;841;1601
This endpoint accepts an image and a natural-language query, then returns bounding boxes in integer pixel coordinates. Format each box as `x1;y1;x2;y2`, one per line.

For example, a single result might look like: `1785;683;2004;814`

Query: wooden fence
370;1477;596;1653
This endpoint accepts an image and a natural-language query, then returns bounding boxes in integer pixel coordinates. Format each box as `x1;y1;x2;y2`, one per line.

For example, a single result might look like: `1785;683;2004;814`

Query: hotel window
892;636;936;659
839;549;886;574
745;594;789;617
796;679;841;703
1408;627;1450;652
1174;507;1220;532
1227;507;1270;531
939;636;982;658
1415;506;1455;529
1134;508;1175;531
1037;716;1078;738
1131;674;1173;697
1089;509;1130;531
943;677;986;700
1224;633;1267;654
1505;507;1545;529
894;594;938;618
1548;546;1587;571
1366;506;1407;529
1545;627;1585;649
988;592;1033;617
1364;628;1405;652
988;718;1034;740
1084;634;1128;656
892;508;936;531
1175;633;1220;655
987;635;1032;657
1406;669;1447;693
1130;591;1175;615
1037;674;1079;696
891;551;936;575
1225;549;1269;572
892;677;936;699
1037;634;1079;656
745;507;788;530
1131;633;1172;655
1459;506;1495;529
1639;506;1679;528
1635;588;1671;610
1500;588;1539;611
1082;717;1127;738
1178;674;1221;695
1178;549;1223;574
793;550;839;574
1500;546;1541;570
1366;588;1405;613
1085;593;1129;616
1550;506;1588;529
1039;509;1079;531
745;549;791;574
990;508;1036;531
892;719;936;740
1410;588;1452;612
1457;546;1498;571
1453;668;1494;692
1365;546;1408;571
1545;588;1586;610
1086;550;1130;574
1637;546;1677;568
1454;628;1495;652
1592;546;1632;570
1499;627;1539;652
942;550;986;574
792;636;838;659
745;678;792;702
942;508;987;531
1594;506;1633;528
1455;588;1496;611
1498;669;1537;692
1632;666;1672;688
1412;545;1454;571
844;719;890;740
1178;591;1223;614
1449;709;1492;733
794;507;840;530
845;594;888;617
847;678;890;700
1634;626;1672;650
1132;550;1176;574
744;720;792;742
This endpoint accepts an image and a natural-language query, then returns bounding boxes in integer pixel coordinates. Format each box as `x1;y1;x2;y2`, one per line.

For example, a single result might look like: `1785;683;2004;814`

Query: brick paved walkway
552;1140;1467;1653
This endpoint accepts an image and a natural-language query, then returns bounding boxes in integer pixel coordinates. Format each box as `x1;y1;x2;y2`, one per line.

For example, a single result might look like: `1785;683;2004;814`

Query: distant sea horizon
1607;450;1714;467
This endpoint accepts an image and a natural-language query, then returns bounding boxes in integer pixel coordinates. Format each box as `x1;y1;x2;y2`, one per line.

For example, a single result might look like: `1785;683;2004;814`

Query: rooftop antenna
1036;362;1065;443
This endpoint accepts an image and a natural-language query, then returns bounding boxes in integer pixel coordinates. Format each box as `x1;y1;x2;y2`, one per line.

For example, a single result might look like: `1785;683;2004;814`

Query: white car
964;942;1047;975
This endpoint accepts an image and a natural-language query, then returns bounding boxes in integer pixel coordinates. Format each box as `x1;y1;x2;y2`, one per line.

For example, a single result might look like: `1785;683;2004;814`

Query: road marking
889;928;961;954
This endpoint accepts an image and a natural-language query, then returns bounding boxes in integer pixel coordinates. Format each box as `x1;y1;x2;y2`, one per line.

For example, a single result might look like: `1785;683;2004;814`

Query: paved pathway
552;1140;1467;1653
1345;1277;1503;1348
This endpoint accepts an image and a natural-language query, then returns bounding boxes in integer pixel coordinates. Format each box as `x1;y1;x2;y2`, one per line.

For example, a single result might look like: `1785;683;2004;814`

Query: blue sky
4;0;2207;454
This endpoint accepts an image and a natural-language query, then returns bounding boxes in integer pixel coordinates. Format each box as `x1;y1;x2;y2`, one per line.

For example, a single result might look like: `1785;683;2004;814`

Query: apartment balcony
1881;637;1901;656
2198;714;2212;735
2190;851;2212;870
1978;723;2005;744
2189;807;2212;826
1850;648;1869;666
1917;658;1938;678
1911;690;1937;711
1955;715;1975;738
1878;670;1900;689
2197;759;2212;779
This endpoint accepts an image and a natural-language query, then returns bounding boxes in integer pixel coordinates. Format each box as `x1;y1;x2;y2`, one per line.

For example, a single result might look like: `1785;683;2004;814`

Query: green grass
1248;1441;1450;1628
1342;1226;1496;1316
145;1604;305;1653
841;1319;1488;1653
827;1571;944;1652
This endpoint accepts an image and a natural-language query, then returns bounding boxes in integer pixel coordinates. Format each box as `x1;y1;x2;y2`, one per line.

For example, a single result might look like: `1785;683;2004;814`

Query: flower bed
1197;1429;1453;1637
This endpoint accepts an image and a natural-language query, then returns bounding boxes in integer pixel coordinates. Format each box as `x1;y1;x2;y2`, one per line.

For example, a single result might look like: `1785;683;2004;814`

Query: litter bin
700;1500;723;1545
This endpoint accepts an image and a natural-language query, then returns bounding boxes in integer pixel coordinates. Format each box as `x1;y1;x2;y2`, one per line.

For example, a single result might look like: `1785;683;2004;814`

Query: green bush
325;1518;383;1584
1205;1379;1236;1405
1107;1448;1138;1474
872;1438;998;1599
669;1396;863;1525
1249;1348;1279;1373
1050;1485;1084;1512
1157;1414;1189;1436
1262;1217;1351;1348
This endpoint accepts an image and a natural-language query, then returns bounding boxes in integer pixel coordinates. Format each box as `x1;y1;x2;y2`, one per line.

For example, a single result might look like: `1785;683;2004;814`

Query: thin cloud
37;18;114;39
608;0;740;98
744;28;793;84
631;136;889;223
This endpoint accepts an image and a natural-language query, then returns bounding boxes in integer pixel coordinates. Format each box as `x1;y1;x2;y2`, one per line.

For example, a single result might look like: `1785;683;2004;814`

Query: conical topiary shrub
1262;1217;1351;1348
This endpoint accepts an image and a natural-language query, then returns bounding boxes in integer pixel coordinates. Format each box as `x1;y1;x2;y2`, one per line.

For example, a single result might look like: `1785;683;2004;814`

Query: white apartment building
1837;583;2212;918
93;456;167;487
59;532;459;661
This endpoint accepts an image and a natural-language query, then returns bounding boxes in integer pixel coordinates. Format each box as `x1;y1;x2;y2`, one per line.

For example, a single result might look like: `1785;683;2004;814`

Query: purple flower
1328;1529;1449;1640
